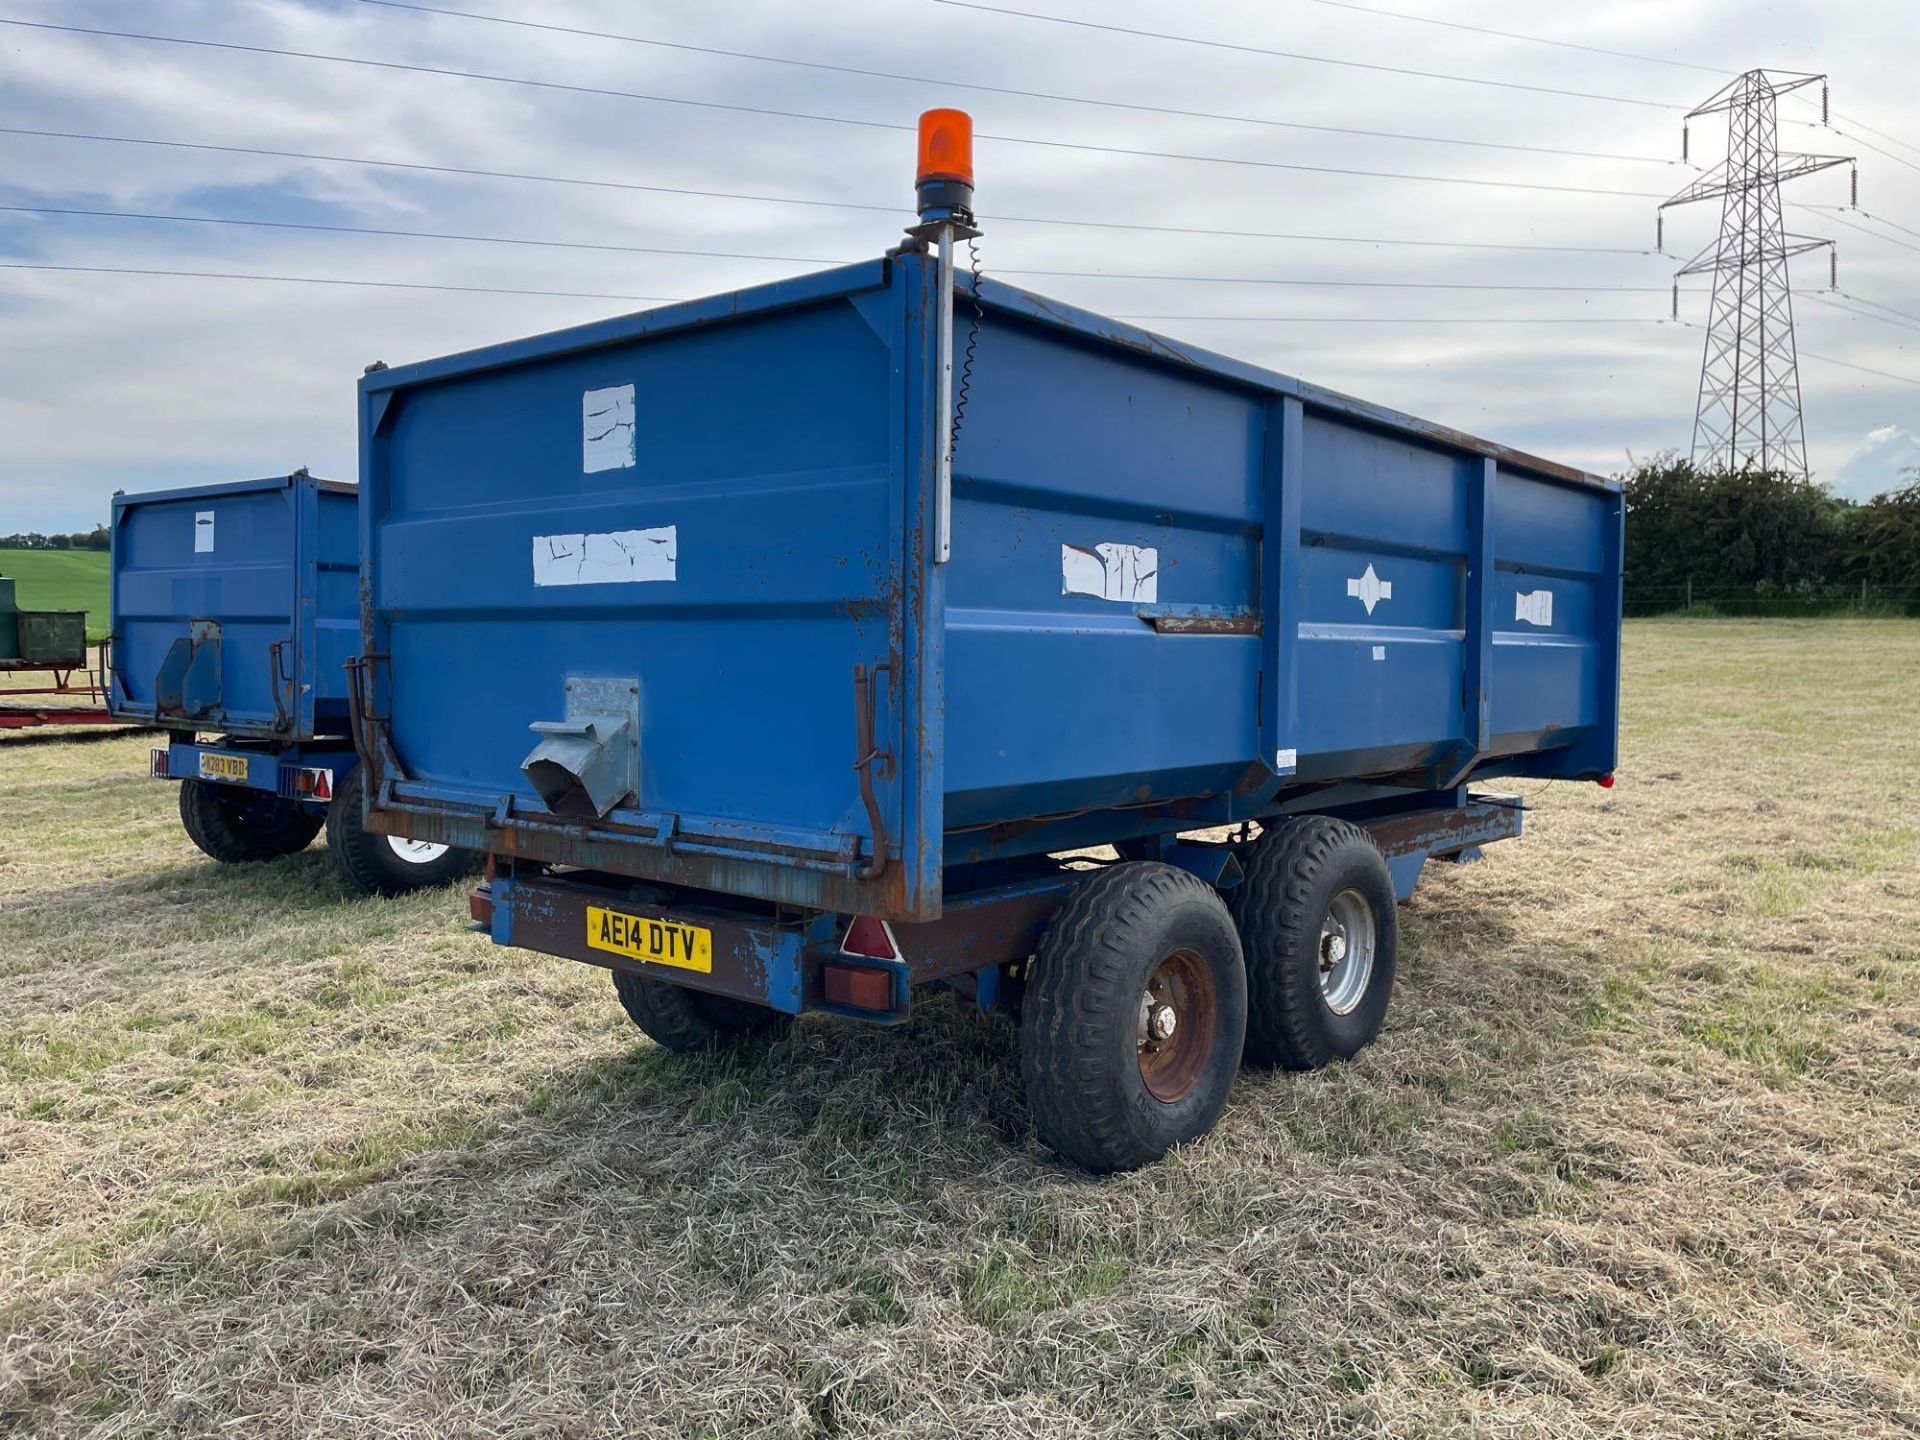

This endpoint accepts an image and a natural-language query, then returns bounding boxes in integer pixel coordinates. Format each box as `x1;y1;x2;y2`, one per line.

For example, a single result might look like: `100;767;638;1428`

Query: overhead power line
1786;111;1920;166
0;204;847;268
1829;290;1920;330
1112;314;1667;324
0;20;1669;199
1003;213;1647;253
0;127;1662;255
1292;0;1731;75
1833;114;1920;161
1832;129;1920;176
0;260;1680;331
1671;319;1920;388
1805;292;1920;338
1778;119;1920;176
1794;202;1920;248
1259;0;1920;169
0;260;678;303
1005;267;1667;292
930;0;1686;109
7;260;1912;390
353;0;1678;167
1806;208;1920;259
0;203;1671;293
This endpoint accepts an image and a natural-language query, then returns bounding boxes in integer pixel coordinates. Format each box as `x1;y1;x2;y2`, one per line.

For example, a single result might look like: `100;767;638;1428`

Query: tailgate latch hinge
852;662;894;881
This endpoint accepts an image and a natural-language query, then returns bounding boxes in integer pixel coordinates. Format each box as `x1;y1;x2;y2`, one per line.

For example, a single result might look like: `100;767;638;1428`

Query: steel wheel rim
385;835;449;865
1137;947;1217;1103
1319;887;1376;1016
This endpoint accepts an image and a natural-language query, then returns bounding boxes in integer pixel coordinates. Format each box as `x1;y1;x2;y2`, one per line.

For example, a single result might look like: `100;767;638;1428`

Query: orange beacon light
916;108;974;186
915;108;975;222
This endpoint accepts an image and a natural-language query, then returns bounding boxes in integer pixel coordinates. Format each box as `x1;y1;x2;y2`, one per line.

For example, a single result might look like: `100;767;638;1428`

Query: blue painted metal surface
155;739;358;810
111;473;359;739
360;255;1621;923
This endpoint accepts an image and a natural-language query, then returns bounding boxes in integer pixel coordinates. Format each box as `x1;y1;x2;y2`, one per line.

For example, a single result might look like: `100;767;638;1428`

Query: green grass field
2;620;1917;1437
0;549;111;643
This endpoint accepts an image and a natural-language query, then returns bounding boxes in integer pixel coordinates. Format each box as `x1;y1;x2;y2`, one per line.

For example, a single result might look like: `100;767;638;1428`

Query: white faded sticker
1274;748;1298;774
533;526;676;587
582;384;636;473
1372;645;1387;661
194;510;215;553
1515;589;1554;627
1062;543;1158;603
1346;563;1392;615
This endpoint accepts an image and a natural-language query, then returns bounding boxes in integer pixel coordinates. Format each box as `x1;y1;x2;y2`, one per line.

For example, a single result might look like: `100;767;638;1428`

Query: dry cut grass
1;619;1917;1438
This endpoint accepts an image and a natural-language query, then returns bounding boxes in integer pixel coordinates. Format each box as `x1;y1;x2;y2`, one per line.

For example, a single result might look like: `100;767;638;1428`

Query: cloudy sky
2;0;1916;532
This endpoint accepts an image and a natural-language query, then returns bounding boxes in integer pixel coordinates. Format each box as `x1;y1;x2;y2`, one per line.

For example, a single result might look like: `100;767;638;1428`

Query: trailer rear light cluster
148;747;169;779
278;765;335;800
826;915;904;1012
1597;774;1616;788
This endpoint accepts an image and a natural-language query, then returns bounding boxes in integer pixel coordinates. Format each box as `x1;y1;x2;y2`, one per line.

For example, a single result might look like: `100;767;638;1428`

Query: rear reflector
823;963;893;1012
840;915;901;960
148;748;169;779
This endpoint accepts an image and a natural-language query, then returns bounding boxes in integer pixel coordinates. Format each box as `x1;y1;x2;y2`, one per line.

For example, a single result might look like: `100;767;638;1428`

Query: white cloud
1834;424;1920;501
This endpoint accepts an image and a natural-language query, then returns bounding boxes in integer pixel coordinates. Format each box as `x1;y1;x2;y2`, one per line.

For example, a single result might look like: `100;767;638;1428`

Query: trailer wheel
1021;862;1247;1173
177;778;322;864
324;767;481;897
1231;817;1398;1071
611;970;793;1052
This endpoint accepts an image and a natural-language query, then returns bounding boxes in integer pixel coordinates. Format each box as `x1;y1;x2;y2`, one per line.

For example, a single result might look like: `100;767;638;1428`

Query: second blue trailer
110;471;476;896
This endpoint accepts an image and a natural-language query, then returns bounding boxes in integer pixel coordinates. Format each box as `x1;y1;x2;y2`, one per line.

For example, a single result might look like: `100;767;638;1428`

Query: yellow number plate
198;752;251;783
586;906;713;974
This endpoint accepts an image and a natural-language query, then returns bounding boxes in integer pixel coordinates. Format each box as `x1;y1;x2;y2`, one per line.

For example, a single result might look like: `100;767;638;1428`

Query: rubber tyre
1231;816;1398;1071
612;970;793;1052
324;767;481;897
178;778;322;864
1021;862;1247;1173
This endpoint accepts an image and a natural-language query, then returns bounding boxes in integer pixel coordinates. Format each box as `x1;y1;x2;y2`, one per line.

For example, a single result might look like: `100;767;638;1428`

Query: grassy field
2;620;1916;1438
0;550;111;644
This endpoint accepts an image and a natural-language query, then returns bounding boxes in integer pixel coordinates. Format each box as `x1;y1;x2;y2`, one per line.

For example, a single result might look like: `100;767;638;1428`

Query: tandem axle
471;790;1521;1028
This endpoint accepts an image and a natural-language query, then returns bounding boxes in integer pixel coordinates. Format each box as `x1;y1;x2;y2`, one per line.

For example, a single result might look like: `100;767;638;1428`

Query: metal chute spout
521;678;639;820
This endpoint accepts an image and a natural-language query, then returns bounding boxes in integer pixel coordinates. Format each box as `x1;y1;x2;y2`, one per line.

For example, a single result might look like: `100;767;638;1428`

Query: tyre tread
611;970;791;1051
1021;862;1241;1172
324;767;479;897
178;778;321;864
1231;816;1396;1070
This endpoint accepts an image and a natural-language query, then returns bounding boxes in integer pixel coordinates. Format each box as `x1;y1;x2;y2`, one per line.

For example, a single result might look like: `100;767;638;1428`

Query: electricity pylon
1658;71;1853;478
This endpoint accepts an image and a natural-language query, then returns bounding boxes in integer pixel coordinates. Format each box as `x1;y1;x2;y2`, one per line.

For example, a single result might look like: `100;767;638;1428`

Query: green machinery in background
0;573;89;667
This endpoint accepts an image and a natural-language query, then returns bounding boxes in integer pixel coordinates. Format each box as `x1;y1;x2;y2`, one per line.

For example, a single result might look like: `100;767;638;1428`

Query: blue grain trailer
109;471;475;895
353;114;1621;1169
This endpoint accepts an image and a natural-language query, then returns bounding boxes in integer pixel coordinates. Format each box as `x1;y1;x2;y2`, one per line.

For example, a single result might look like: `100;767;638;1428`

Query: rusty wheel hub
1137;947;1218;1103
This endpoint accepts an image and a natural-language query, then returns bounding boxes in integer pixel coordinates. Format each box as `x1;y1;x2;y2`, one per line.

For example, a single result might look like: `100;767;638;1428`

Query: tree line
0;526;110;552
1621;458;1920;596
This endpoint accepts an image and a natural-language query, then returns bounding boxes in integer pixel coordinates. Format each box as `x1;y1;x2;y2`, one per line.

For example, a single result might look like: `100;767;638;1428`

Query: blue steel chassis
474;787;1521;1025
